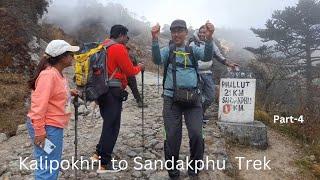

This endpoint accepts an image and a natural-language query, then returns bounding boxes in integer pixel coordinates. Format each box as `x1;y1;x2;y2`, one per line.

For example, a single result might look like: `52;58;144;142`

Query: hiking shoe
203;115;210;124
90;153;100;161
96;163;121;174
137;101;148;108
90;153;100;166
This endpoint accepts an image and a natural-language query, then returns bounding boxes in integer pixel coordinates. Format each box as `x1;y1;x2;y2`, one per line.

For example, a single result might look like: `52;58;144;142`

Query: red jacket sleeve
109;44;141;77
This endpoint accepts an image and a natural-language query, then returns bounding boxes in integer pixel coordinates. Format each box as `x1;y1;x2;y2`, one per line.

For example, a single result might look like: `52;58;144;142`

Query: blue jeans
26;117;64;180
200;73;215;113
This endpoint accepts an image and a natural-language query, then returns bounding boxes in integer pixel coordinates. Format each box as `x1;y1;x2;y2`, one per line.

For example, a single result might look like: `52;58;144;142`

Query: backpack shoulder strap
185;45;200;84
186;38;193;46
102;39;118;49
187;37;201;47
102;39;119;74
185;45;198;68
162;43;176;90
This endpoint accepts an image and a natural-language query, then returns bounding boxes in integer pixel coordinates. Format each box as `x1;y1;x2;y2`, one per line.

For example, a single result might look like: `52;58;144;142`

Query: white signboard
218;78;256;123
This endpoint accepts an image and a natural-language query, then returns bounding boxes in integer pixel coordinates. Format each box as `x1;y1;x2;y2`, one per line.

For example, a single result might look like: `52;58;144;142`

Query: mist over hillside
43;0;260;62
214;28;262;61
43;0;150;42
215;28;262;50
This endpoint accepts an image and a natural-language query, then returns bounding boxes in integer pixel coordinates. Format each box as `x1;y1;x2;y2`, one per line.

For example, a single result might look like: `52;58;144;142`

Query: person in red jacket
93;25;144;173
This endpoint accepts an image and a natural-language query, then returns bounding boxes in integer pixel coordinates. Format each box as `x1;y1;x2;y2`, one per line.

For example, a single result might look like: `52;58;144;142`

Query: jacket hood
192;29;205;44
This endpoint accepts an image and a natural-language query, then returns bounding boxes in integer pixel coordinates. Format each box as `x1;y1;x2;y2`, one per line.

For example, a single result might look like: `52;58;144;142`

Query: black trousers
96;87;123;165
127;76;141;102
162;96;204;177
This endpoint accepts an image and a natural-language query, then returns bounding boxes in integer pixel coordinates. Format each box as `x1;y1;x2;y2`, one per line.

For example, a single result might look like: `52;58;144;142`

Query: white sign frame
218;78;256;123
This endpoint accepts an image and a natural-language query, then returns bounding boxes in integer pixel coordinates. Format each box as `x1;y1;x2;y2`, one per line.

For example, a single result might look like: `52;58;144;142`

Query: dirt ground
228;128;316;180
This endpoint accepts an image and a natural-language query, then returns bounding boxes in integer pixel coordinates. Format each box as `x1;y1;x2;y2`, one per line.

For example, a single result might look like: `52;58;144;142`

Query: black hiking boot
203;115;209;124
96;163;121;174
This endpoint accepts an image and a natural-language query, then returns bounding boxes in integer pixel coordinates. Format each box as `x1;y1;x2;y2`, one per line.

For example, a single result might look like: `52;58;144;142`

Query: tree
247;0;320;106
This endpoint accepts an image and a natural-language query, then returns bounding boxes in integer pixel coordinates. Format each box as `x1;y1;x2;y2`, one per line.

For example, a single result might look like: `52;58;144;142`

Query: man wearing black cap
151;19;214;179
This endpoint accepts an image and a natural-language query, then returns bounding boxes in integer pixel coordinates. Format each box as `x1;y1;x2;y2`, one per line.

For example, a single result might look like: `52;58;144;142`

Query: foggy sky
44;0;301;48
98;0;299;29
48;0;299;30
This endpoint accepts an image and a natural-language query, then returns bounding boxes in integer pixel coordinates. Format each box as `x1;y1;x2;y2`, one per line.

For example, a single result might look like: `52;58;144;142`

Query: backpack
163;43;201;105
187;36;201;47
74;40;118;102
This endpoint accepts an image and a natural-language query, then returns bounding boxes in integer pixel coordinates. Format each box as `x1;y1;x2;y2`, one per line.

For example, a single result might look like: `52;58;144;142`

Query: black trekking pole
141;70;145;153
73;95;79;179
157;65;160;94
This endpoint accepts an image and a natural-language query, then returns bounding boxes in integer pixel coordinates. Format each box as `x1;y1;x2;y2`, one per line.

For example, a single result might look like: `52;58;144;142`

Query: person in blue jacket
151;19;214;179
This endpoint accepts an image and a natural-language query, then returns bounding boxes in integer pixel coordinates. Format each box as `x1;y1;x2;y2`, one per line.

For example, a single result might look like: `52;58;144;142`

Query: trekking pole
157;65;160;94
90;103;97;123
141;70;145;153
73;95;79;180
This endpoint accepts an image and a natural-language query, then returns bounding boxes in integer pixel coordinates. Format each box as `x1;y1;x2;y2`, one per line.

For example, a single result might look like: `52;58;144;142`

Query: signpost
218;78;256;123
217;74;268;149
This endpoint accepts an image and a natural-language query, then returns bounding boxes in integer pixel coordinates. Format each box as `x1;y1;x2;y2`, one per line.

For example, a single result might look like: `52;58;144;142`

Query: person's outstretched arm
212;42;240;68
109;44;142;77
193;21;215;62
213;42;227;65
151;23;169;65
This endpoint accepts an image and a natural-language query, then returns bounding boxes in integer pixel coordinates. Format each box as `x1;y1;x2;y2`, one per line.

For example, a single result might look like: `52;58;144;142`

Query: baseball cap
170;19;187;31
45;40;79;57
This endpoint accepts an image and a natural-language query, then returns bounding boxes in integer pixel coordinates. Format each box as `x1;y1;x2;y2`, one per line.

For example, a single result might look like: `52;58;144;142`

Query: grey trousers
200;73;215;114
127;76;141;102
162;95;204;177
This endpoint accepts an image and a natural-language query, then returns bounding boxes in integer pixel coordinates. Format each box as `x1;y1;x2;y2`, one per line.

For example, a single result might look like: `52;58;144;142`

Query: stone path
0;72;233;180
0;71;307;180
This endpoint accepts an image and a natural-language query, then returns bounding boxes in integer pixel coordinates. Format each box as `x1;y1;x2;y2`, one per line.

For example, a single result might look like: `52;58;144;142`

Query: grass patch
255;109;320;178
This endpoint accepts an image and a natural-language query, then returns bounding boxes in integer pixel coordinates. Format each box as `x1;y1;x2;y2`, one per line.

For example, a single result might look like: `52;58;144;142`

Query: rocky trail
0;72;308;180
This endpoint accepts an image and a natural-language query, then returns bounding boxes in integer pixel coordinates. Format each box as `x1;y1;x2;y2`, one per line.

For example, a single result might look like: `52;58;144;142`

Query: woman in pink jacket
26;40;79;180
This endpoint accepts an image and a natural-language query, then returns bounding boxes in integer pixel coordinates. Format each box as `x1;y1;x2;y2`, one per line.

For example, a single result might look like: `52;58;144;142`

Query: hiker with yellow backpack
74;25;144;173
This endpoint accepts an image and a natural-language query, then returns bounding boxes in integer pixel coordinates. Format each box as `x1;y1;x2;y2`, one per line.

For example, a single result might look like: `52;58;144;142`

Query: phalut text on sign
218;78;256;123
